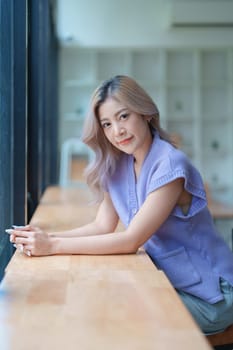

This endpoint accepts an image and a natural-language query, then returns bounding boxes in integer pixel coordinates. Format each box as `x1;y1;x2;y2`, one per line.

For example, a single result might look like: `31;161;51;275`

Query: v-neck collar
128;130;158;184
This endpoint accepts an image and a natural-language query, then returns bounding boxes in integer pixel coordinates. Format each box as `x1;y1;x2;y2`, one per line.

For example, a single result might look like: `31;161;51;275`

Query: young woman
8;75;233;335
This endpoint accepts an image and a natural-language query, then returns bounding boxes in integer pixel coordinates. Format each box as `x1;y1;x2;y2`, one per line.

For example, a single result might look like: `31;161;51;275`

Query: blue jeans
177;279;233;335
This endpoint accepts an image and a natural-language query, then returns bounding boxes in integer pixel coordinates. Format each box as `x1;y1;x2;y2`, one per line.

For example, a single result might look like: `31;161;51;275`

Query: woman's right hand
7;225;53;257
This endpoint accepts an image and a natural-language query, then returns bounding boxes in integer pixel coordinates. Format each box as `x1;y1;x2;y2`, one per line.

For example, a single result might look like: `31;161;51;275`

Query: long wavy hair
82;75;173;202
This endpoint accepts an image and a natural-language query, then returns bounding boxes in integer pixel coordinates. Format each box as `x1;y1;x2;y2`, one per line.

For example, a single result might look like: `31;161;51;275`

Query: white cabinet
199;50;233;203
165;51;197;160
59;47;233;203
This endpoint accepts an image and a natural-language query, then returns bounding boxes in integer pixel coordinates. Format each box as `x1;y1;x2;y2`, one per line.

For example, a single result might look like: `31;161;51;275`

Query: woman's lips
117;136;133;146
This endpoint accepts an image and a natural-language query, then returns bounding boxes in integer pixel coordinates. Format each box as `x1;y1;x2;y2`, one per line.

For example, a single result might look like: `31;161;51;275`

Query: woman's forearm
49;221;113;238
50;231;137;256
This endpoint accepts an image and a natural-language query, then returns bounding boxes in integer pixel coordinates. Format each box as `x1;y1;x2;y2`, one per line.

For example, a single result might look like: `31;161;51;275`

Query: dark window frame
0;0;58;280
0;0;28;280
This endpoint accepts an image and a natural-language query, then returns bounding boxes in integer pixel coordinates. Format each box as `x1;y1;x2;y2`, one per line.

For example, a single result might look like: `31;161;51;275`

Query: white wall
56;0;233;48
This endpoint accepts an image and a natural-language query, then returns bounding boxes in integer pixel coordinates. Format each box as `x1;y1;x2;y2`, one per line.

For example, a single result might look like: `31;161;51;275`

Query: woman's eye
101;122;111;129
120;113;129;120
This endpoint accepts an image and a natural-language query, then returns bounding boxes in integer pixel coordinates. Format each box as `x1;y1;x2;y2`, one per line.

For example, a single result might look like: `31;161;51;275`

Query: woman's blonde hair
82;75;173;201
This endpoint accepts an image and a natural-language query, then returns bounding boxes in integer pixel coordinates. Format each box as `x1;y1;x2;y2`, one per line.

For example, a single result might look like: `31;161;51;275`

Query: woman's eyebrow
99;117;109;123
114;108;128;117
100;108;127;122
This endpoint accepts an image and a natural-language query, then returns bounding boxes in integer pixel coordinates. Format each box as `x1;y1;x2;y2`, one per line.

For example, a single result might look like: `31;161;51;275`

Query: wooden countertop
208;200;233;219
205;183;233;219
0;186;212;350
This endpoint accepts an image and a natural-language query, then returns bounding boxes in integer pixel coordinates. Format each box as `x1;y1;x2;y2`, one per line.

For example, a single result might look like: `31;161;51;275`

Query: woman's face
98;97;152;163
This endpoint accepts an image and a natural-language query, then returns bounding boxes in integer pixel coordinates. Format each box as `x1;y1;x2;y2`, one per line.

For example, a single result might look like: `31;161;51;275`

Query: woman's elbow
123;237;141;254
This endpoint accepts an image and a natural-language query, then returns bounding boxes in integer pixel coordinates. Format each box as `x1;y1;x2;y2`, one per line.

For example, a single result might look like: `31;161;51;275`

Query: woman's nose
113;123;124;136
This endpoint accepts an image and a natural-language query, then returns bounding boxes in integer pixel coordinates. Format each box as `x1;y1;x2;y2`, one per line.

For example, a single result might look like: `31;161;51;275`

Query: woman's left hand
9;225;52;257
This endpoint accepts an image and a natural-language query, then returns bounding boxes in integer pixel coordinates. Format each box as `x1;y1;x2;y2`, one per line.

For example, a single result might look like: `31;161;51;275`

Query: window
0;0;58;281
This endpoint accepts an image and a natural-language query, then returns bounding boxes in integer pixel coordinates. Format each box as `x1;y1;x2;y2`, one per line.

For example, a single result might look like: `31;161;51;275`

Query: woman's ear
145;116;152;123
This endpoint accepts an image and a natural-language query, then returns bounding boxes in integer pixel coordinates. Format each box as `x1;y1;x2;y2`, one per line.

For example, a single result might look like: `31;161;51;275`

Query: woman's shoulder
150;134;190;171
145;136;206;205
146;134;204;185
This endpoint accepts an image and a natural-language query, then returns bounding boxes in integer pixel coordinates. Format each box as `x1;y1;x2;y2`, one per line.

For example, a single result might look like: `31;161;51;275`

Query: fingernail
19;244;24;252
26;250;31;257
13;244;23;252
17;244;24;253
10;235;14;243
5;229;13;234
12;225;25;229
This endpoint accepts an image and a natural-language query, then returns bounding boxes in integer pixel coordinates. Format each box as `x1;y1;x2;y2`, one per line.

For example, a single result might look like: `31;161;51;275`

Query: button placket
128;156;139;220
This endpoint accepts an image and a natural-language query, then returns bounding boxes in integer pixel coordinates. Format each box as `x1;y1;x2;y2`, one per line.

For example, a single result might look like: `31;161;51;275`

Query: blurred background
57;0;233;204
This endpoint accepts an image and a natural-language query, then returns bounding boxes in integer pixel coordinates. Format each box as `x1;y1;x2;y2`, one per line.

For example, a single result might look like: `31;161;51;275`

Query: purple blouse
106;131;233;303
